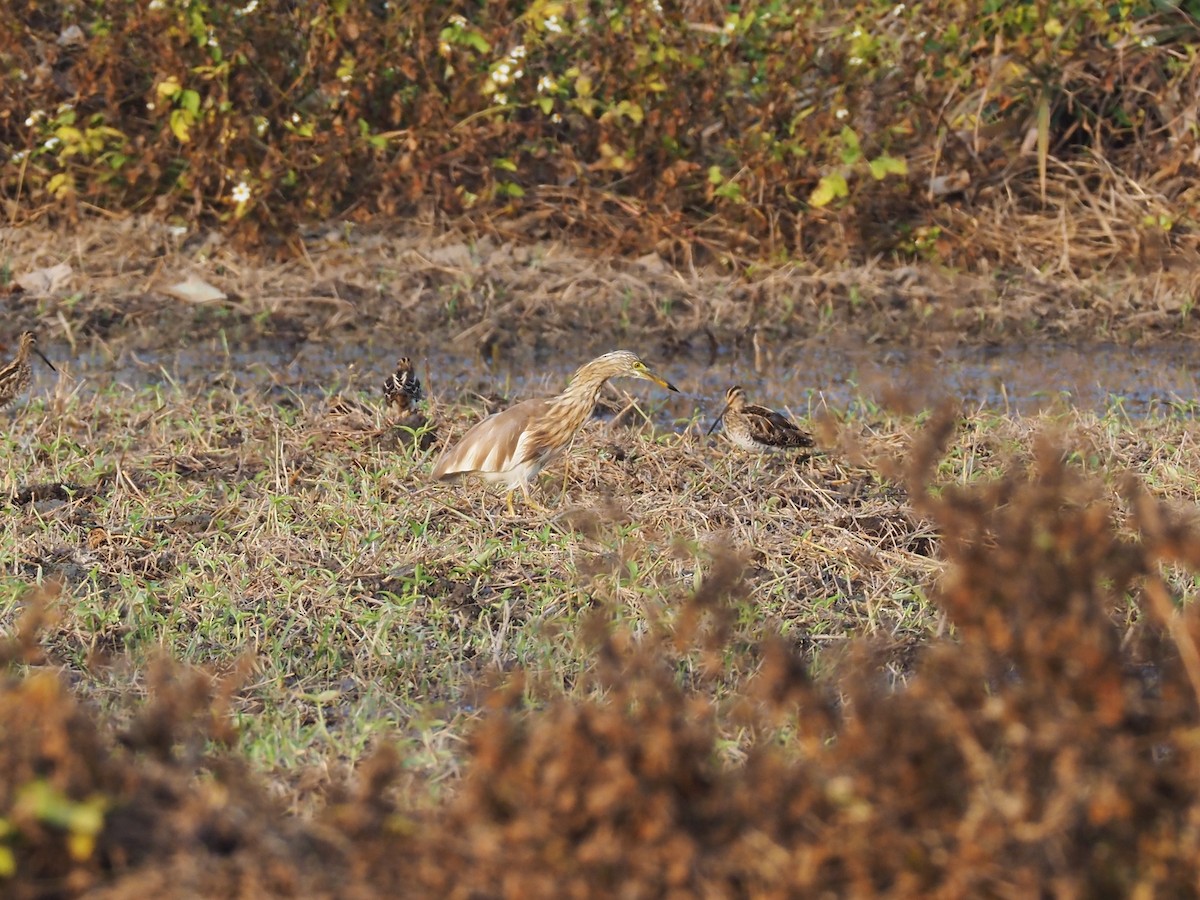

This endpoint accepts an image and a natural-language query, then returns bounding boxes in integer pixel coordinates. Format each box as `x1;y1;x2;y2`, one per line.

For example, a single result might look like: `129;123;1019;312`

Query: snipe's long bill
432;350;678;514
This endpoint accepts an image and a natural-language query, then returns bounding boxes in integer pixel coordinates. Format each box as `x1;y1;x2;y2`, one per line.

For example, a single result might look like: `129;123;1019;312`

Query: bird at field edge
0;332;56;409
432;350;679;514
706;385;814;452
383;356;423;414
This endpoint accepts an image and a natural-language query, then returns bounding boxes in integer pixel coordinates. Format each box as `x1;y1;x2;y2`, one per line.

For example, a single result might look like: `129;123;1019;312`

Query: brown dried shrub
0;612;350;898
346;419;1200;895
4;421;1200;895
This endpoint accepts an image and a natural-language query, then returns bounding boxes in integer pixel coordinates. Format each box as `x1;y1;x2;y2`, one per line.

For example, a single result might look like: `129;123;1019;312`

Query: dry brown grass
2;219;1200;891
3;392;1200;895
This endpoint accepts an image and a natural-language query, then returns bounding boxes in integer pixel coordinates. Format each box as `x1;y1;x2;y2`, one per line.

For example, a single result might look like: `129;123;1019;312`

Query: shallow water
37;338;1200;421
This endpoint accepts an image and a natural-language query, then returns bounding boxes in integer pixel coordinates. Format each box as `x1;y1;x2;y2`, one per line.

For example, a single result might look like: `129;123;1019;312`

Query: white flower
11;150;28;162
231;182;251;204
1140;35;1156;47
848;56;864;66
510;45;526;59
891;3;905;15
538;75;555;93
835;108;849;120
494;93;508;106
544;14;563;33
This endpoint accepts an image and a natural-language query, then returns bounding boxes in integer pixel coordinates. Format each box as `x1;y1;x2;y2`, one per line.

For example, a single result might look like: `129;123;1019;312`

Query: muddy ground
4;218;1200;362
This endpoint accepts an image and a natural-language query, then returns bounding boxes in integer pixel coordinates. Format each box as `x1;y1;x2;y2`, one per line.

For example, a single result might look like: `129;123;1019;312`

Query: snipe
0;332;56;409
383;357;423;414
707;385;813;452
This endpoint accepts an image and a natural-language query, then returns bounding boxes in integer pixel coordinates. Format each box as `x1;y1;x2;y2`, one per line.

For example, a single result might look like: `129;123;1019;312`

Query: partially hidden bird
432;350;679;513
383;357;423;413
707;385;814;451
0;332;56;409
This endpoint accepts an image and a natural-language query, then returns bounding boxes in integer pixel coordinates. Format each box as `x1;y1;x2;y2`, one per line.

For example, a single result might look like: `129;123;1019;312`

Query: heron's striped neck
545;369;609;435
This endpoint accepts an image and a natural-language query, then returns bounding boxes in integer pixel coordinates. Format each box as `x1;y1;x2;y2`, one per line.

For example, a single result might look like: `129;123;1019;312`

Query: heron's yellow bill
649;373;679;392
637;366;679;392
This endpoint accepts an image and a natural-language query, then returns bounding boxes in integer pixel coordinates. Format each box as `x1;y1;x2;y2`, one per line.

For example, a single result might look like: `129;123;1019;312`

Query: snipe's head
393;357;418;389
706;385;745;434
19;332;56;373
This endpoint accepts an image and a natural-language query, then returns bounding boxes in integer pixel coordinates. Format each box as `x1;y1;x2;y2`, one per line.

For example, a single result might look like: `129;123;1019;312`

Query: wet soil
29;334;1200;422
3;219;1200;382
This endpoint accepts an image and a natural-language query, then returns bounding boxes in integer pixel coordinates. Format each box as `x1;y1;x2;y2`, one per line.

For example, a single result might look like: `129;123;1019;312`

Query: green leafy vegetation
3;0;1197;267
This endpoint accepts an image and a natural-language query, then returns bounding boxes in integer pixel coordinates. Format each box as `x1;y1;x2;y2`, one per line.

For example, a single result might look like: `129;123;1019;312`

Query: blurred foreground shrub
4;422;1200;895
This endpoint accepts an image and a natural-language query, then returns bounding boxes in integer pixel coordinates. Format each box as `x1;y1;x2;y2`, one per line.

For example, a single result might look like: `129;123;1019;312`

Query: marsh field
1;220;1200;896
7;0;1200;892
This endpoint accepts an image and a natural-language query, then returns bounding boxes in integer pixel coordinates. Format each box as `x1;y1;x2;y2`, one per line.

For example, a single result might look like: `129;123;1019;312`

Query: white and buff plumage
432;351;678;512
707;385;814;451
0;332;56;409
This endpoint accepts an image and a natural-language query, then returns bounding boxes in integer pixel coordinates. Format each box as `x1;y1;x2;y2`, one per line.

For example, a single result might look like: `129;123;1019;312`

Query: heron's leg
559;455;571;504
518;480;551;514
